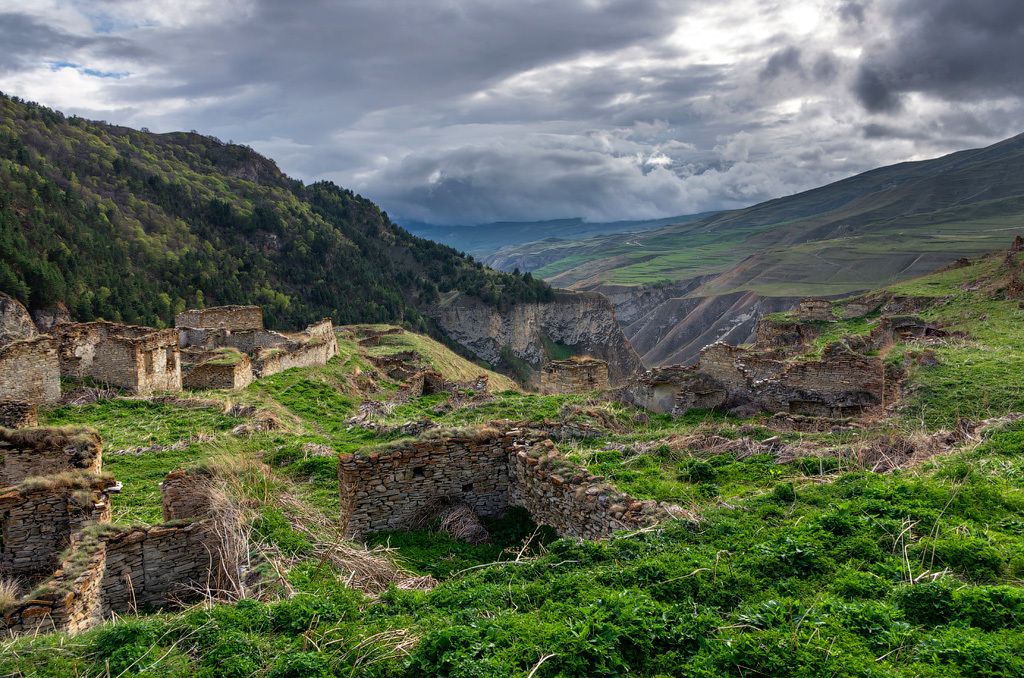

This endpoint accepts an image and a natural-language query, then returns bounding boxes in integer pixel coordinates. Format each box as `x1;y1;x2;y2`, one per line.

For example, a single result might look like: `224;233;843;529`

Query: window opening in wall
165;347;176;371
413;466;425;478
143;350;154;374
462;483;474;493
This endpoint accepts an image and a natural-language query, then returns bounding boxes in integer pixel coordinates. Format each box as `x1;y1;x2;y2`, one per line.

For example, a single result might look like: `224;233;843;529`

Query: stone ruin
56;322;182;395
538;357;610;394
0;335;61;405
621;293;953;419
0;428;223;636
0;401;37;429
0;292;37;346
338;425;676;541
177;306;338;386
796;298;835;322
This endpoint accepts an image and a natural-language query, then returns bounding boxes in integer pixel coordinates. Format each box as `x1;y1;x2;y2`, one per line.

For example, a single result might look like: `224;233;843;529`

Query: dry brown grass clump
0;425;100;453
414;498;490;545
0;577;21;611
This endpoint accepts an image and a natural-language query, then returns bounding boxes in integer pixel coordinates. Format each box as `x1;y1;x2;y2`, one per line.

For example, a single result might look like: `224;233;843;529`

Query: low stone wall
339;429;511;538
0;336;60;405
160;467;214;521
538;358;610;394
183;353;254;390
254;336;337;378
0;474;114;583
507;439;665;539
1;521;217;635
0;427;102;486
753;316;821;350
0;401;37;429
175;305;263;331
339;426;672;541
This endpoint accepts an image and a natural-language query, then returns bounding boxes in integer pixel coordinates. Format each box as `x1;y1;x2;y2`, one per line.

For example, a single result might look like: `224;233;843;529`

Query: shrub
916;536;1005;582
894;580;957;625
678;459;716;483
267;651;334;678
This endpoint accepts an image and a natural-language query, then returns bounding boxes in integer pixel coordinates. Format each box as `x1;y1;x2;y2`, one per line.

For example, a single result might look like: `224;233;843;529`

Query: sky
1;0;1022;225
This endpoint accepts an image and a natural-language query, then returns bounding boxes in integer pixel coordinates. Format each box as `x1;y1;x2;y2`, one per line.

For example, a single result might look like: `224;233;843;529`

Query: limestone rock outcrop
428;290;641;384
0;292;36;345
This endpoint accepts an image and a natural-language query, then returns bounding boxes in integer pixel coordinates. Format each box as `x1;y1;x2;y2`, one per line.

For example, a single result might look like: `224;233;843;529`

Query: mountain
0;93;646;380
403;213;714;258
489;132;1024;365
0;93;559;335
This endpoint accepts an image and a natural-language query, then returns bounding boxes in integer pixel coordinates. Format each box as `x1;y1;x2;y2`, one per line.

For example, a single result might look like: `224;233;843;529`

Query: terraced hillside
3;245;1024;676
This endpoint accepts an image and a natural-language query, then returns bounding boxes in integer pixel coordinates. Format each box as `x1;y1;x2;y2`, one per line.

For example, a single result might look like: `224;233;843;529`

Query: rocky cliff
428;290;642;385
593;282;802;366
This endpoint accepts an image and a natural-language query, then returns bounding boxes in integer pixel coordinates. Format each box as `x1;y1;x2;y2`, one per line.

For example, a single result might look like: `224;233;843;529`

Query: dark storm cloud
2;1;1023;225
852;0;1024;111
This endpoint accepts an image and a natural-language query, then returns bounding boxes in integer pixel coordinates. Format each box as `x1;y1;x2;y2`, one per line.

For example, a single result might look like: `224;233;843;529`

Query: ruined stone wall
0;292;37;345
338;431;512;538
183;354;254;390
0;476;113;583
774;348;884;416
99;521;217;613
0;336;60;405
0;401;37;429
507;439;664;539
754;317;821;350
255;338;337;378
160;468;214;521
1;521;217;635
538;358;610;394
0;427;102;486
175;306;263;331
57;323;181;394
796;299;834;322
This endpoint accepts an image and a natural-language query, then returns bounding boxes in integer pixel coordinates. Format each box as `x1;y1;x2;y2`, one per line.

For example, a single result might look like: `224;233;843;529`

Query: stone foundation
0;336;61;405
338;426;668;540
0;427;102;486
0;401;37;429
160;467;214;521
57;322;181;394
796;298;834;322
538;358;610;394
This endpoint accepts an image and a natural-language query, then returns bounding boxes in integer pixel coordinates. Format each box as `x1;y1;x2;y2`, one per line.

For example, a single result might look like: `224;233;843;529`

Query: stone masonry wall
338;430;511;538
160;468;214;521
57;323;181;394
0;336;60;405
339;427;672;541
183;354;254;390
507;438;666;539
0;476;113;583
254;334;338;378
538;358;610;394
0;427;102;486
1;521;218;635
175;306;263;331
0;401;37;429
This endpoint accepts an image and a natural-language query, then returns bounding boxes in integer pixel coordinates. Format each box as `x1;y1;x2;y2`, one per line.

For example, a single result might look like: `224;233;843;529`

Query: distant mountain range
403;214;716;258
483;132;1024;365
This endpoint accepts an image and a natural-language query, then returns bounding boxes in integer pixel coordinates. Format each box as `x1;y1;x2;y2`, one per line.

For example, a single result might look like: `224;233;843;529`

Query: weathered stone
175;305;263;331
0;335;60;404
0;400;37;428
538;357;609;394
56;322;181;394
0;292;37;345
0;426;102;486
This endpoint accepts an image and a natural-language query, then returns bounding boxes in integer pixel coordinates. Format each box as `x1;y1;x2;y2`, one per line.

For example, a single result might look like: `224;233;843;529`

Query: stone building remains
338;425;672;541
0;335;61;405
56;322;182;394
538;357;610;394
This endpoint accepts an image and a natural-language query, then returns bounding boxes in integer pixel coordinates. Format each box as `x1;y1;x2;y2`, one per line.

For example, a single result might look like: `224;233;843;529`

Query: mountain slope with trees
0;93;551;332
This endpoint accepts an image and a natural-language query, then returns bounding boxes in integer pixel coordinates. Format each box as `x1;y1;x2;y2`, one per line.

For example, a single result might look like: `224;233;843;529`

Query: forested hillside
0;93;550;330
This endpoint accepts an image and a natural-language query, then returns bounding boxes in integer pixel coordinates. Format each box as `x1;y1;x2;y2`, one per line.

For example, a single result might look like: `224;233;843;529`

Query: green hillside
0;93;550;331
493;133;1024;294
4;245;1024;676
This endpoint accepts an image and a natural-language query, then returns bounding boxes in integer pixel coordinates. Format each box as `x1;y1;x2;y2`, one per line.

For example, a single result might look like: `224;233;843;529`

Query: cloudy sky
1;0;1022;225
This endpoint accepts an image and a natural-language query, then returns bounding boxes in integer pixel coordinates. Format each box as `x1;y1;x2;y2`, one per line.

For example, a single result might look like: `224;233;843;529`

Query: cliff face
594;282;802;367
428;290;642;384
